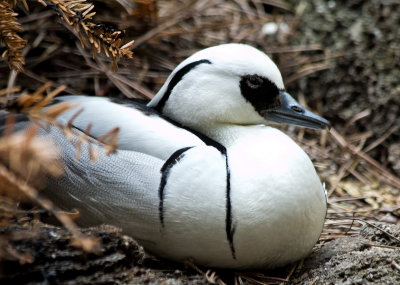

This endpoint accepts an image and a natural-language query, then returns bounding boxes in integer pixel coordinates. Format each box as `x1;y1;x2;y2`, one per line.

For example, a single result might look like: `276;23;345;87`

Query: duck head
148;44;330;131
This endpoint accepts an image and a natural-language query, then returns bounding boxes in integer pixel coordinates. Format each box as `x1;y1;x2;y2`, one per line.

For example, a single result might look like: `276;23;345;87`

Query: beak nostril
291;106;303;113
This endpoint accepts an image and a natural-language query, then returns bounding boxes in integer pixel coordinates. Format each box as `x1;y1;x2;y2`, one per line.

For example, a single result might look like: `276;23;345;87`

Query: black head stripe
239;75;281;115
154;59;212;112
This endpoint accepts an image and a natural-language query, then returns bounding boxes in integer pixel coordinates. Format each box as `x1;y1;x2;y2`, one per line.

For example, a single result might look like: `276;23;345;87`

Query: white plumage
5;44;330;269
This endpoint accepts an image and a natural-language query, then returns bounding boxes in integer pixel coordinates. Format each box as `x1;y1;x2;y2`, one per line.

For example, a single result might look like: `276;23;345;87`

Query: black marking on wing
224;151;236;260
159;146;193;228
54;96;155;116
154;59;212;112
108;97;156;115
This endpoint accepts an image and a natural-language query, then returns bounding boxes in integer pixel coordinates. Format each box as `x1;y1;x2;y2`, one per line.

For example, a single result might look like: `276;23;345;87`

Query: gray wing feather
42;126;163;240
0;97;199;242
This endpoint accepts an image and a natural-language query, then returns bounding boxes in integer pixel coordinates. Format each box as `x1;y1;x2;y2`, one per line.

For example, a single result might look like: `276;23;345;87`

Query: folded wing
54;96;206;160
0;96;207;241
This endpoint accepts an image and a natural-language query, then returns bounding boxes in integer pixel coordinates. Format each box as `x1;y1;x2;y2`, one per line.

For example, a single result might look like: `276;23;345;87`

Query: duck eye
246;75;263;89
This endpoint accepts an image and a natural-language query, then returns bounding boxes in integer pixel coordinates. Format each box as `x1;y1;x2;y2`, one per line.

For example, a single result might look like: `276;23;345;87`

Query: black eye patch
245;75;264;89
239;74;281;115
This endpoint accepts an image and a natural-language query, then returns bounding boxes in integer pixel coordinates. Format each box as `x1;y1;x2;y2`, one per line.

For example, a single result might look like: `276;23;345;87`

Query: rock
0;222;208;284
291;223;400;284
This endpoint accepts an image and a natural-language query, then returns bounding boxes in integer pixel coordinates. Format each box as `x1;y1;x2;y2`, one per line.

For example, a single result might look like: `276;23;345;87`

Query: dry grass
0;0;399;284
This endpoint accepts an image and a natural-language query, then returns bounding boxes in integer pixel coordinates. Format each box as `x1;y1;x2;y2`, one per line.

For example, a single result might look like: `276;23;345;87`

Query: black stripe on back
224;150;236;260
159;146;193;228
154;59;212;112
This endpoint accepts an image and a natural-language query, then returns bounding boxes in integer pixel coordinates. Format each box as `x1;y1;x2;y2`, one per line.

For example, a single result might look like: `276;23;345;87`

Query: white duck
5;44;329;269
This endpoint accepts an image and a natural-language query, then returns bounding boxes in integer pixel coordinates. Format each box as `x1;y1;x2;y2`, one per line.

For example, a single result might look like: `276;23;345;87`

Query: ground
1;220;400;284
292;223;400;284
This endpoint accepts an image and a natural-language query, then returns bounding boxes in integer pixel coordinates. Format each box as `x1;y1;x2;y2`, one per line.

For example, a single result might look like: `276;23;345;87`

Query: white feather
55;96;205;160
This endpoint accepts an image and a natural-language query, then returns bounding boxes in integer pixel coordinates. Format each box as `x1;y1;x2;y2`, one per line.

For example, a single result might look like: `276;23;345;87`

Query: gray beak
266;91;330;130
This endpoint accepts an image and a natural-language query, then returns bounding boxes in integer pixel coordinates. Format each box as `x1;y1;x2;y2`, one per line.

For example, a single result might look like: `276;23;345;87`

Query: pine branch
37;0;135;71
0;0;27;71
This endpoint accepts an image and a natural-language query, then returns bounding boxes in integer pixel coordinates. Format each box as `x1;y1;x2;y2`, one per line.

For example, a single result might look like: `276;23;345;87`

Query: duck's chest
157;127;326;268
163;126;323;213
227;127;317;192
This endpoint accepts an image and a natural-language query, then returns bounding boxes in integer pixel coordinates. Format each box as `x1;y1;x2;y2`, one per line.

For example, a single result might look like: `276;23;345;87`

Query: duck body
154;125;325;268
3;44;329;269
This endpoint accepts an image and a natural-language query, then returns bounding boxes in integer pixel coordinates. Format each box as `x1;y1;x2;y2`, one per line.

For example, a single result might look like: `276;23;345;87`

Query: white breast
228;126;326;268
125;125;327;269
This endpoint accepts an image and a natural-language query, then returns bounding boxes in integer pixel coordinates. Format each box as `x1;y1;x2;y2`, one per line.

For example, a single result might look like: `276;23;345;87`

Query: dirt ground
1;0;400;284
1;220;400;284
292;223;400;284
